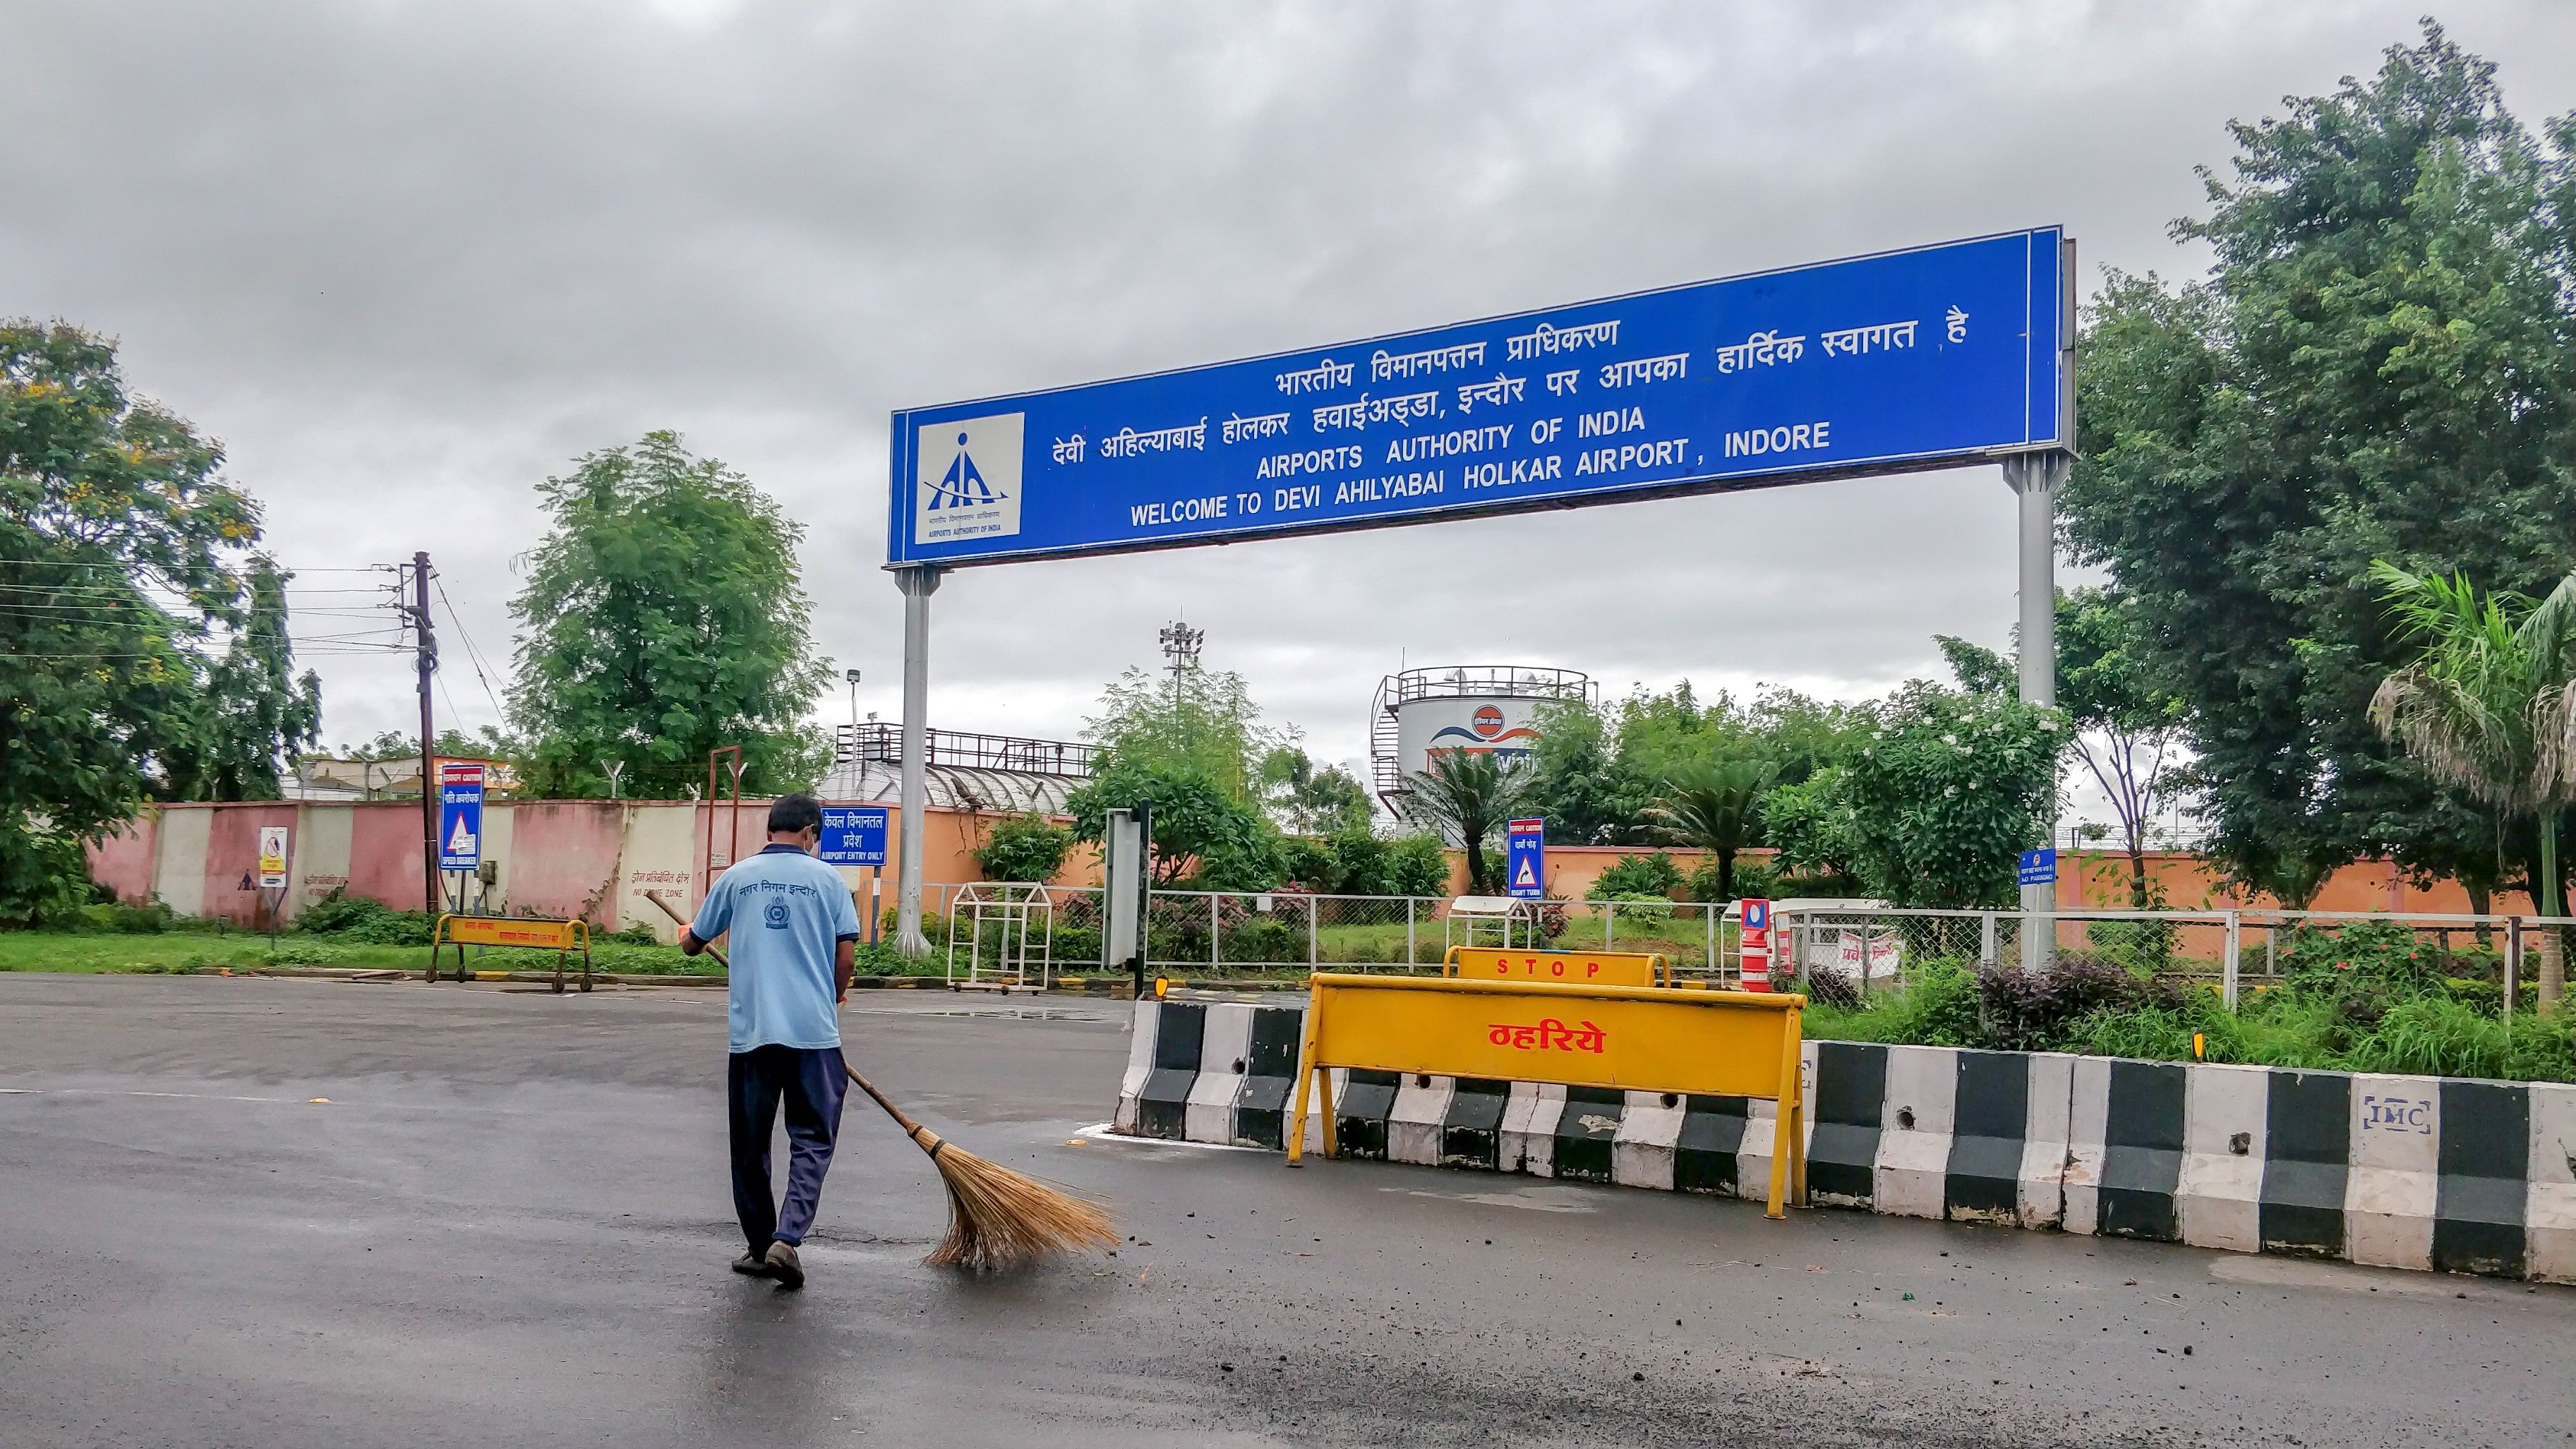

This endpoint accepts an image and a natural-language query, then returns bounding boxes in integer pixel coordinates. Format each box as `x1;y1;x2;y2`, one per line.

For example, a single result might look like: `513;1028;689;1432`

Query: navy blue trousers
728;1045;847;1252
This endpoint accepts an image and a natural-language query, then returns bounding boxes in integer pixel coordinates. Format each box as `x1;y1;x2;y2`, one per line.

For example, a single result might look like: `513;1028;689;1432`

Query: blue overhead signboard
889;228;2071;567
819;807;890;867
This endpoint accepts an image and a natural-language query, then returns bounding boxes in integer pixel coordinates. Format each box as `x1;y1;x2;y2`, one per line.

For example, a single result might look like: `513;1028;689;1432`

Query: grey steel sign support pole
893;565;944;957
2004;449;2069;973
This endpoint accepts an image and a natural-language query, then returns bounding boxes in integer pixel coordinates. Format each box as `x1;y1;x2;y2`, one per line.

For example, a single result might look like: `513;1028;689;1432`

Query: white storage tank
1369;666;1592;815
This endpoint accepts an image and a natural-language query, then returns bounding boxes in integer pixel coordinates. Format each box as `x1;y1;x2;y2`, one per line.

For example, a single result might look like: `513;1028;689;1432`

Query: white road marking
1066;1124;1268;1153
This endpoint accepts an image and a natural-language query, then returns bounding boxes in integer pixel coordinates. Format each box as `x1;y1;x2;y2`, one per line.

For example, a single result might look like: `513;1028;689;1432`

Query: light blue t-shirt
690;844;862;1054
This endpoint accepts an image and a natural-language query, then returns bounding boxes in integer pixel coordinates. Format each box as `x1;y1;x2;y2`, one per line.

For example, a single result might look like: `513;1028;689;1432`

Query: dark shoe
764;1240;804;1290
730;1249;772;1277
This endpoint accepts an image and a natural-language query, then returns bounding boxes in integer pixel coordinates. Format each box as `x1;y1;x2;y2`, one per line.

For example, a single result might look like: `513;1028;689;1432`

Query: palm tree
2369;562;2576;1012
1650;758;1774;901
1405;750;1526;895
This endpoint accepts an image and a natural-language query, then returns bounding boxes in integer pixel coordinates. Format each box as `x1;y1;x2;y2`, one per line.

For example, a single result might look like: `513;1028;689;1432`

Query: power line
0;558;392;573
434;577;509;724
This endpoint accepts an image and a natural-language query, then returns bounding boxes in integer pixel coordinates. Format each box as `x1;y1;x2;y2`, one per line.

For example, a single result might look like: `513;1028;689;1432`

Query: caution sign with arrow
1505;817;1545;900
438;763;485;872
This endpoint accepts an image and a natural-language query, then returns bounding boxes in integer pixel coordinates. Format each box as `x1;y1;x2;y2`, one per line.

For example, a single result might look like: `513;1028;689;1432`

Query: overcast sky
9;2;2575;800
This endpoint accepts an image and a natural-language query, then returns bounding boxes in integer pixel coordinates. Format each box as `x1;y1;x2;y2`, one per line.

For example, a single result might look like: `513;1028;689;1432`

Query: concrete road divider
1110;996;2576;1284
2530;1084;2576;1281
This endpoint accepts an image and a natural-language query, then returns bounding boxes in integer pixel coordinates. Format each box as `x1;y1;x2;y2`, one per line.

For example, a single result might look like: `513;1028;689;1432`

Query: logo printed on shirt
762;898;791;930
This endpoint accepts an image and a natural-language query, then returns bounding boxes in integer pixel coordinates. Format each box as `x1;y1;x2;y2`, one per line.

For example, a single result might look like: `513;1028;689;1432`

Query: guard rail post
2222;909;2241;1010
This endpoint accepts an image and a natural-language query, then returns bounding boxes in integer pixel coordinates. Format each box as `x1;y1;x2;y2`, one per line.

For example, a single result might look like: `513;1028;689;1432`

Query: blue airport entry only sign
2018;848;2057;886
819;807;890;867
1506;818;1546;899
890;228;2070;567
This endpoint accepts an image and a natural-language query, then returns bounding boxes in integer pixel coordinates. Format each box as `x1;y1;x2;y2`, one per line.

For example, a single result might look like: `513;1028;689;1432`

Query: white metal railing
898;884;2572;1012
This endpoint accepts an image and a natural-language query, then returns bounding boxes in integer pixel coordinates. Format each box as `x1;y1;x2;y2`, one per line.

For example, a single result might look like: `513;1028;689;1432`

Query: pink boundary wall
85;799;2547;930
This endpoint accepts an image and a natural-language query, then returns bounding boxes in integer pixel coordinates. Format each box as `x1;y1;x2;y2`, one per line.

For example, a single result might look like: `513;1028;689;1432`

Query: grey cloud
6;0;2572;771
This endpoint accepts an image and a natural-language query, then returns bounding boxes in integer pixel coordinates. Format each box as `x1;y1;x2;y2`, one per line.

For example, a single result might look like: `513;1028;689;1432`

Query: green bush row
1803;922;2575;1082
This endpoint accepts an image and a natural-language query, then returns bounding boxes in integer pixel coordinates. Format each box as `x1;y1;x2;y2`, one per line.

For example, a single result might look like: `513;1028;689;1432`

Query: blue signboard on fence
1505;818;1546;900
889;228;2070;567
819;806;890;867
2018;848;2057;886
438;763;484;872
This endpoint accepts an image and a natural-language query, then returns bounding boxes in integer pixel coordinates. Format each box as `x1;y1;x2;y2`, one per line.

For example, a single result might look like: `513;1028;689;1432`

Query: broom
645;891;1116;1271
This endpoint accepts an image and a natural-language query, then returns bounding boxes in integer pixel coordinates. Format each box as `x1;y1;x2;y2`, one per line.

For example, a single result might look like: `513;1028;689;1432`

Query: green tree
1405;749;1527;895
1086;661;1280;804
1764;766;1862;890
0;323;299;920
160;558;321;801
1842;684;2069;909
1063;756;1281;889
1522;683;1865;846
972;812;1078;884
1941;587;2190;908
1649;757;1773;901
1260;746;1373;835
2369;563;2576;1010
507;433;832;798
1519;697;1652;845
2062;23;2576;908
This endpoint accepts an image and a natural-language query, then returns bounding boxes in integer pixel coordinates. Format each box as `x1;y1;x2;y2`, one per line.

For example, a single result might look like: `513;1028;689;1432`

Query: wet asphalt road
0;973;2568;1448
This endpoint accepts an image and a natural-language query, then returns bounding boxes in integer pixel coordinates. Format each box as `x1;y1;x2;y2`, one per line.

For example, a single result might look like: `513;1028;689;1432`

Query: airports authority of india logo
915;412;1025;546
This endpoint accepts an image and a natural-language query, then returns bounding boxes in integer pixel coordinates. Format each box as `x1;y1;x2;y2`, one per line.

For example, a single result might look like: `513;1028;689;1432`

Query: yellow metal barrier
1288;973;1807;1217
1443;945;1670;988
429;914;594;993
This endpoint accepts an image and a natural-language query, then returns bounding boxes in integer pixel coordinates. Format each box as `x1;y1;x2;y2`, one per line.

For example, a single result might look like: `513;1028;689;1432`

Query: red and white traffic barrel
1739;898;1771;992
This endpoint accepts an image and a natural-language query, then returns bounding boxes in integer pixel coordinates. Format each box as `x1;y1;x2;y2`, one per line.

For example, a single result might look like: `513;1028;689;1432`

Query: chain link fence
901;884;2570;1013
1775;906;2572;1014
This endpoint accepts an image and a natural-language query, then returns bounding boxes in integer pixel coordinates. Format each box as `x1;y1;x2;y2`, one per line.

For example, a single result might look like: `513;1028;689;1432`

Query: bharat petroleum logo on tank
915;414;1025;545
1428;703;1540;762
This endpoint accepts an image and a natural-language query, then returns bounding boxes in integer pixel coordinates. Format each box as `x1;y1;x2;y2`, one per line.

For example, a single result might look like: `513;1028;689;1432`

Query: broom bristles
908;1126;1119;1272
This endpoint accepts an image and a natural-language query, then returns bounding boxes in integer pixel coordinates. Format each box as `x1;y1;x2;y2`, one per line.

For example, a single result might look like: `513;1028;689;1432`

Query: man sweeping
679;791;862;1290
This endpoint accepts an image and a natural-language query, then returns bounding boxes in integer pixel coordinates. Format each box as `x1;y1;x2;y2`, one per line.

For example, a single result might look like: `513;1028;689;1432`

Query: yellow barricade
1443;945;1669;988
429;913;594;993
1288;973;1807;1217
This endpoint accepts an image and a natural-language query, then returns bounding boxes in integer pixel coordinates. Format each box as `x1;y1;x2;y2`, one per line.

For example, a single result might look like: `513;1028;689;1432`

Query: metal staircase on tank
1369;675;1406;813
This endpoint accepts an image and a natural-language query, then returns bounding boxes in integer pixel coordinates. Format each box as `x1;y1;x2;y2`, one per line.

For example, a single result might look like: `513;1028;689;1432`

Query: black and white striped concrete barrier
1111;998;2576;1282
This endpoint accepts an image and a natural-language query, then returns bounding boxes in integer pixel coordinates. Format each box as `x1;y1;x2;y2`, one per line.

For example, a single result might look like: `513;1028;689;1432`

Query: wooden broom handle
642;891;933;1141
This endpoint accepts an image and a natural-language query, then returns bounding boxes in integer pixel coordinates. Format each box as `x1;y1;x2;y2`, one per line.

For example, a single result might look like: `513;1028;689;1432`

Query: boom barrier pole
894;565;944;957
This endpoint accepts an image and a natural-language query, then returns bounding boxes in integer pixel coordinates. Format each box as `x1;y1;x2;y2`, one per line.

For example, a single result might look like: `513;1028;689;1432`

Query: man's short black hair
769;792;824;836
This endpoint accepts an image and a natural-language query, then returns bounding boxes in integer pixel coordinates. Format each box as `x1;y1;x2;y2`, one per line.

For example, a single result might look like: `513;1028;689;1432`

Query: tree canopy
506;433;831;798
2062;21;2576;909
1;322;318;920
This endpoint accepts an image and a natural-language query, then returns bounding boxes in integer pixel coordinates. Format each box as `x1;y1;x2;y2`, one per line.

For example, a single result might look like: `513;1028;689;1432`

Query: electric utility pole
410;551;438;915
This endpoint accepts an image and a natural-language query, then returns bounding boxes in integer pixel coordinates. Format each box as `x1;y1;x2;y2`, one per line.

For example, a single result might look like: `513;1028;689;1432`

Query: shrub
1691;854;1778;903
1975;958;2169;1052
973;813;1076;884
1589;853;1684;901
294;891;435;945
